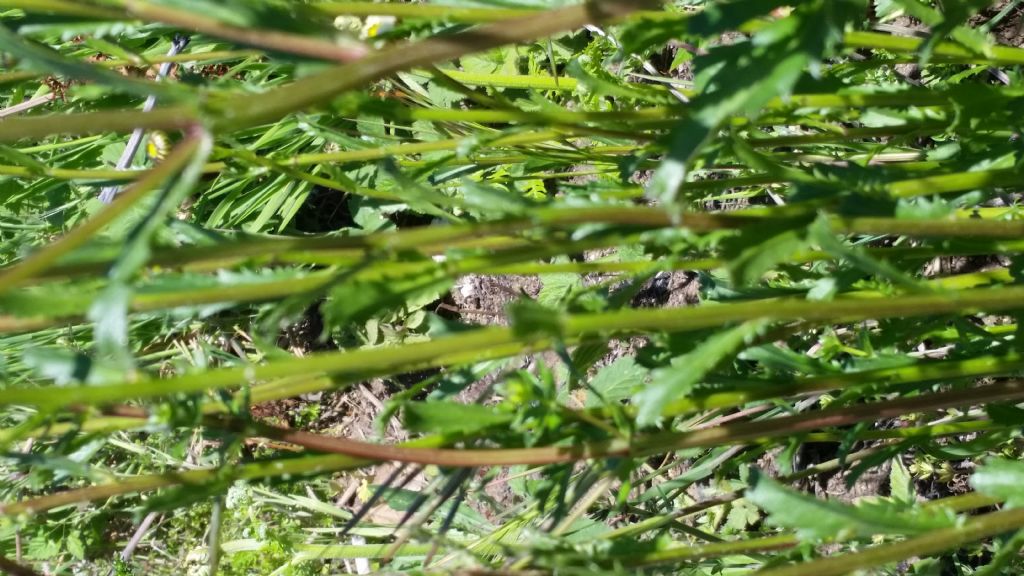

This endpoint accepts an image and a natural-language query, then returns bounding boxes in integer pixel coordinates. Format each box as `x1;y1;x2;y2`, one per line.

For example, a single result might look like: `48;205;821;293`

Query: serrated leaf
586;357;648;408
637;446;733;502
537;270;580;307
566;54;668;103
618;12;691;56
647;0;863;204
66;532;85;560
725;500;761;532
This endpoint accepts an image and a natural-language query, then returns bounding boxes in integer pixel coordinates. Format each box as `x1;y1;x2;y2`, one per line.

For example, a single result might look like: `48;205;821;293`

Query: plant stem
653;353;1024;420
887;168;1022;199
0;107;198;143
10;381;1014;517
0;0;123;19
241;380;1024;467
621;534;797;567
309;2;537;22
844;30;1024;65
118;0;368;63
754;506;1024;576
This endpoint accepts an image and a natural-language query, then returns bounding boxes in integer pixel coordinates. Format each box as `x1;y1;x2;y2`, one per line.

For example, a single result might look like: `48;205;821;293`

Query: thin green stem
620;534;797;567
748;122;948;148
845;30;1024;65
438;69;581;92
0;107;199;143
803;420;1015;443
0;0;123;19
309;2;538;22
887;168;1022;199
9;206;1024;290
291;543;434;560
755;506;1024;576
654;353;1024;420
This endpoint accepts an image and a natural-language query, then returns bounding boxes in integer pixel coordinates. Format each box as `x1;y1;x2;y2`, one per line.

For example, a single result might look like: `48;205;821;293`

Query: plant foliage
1;0;1024;574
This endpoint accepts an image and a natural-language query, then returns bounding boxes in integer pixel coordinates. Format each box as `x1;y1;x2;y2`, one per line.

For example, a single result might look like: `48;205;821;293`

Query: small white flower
361;15;397;40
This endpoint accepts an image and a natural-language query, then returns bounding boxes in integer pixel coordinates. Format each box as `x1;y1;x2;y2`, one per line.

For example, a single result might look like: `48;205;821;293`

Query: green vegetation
2;0;1024;574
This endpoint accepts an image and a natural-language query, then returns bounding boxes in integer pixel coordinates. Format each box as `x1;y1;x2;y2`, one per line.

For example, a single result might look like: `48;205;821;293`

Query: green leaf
566;53;670;103
747;470;956;541
688;0;795;37
721;218;812;286
647;0;864;204
972;459;1024;507
22;348;128;386
383;486;492;531
461;179;531;217
65;532;85;560
725;499;761;532
0;144;48;175
986;403;1024;426
808;216;923;292
322;274;452;328
88;283;132;363
379;160;462;221
645;119;713;204
618;12;692;56
889;457;916;504
884;0;990;63
637;447;732;502
586;357;648;408
620;0;792;56
403;401;512;435
508;299;564;339
537;269;580;307
632;320;767;426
